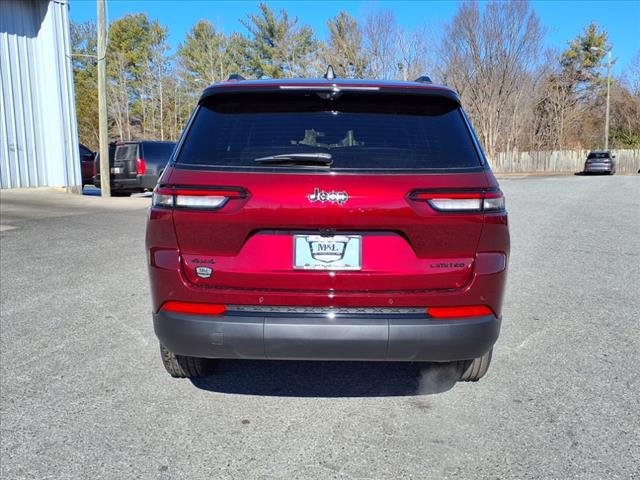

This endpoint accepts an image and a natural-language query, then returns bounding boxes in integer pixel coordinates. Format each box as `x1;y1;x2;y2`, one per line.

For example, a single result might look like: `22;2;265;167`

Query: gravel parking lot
1;175;639;479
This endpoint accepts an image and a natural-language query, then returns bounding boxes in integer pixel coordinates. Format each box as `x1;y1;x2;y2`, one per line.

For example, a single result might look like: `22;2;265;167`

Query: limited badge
195;266;212;279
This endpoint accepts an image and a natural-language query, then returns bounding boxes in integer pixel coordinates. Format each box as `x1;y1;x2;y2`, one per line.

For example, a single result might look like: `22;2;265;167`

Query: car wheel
159;344;215;378
454;348;493;382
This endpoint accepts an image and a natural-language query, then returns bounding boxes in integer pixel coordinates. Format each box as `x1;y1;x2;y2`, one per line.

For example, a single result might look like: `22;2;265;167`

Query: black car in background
79;143;95;186
94;141;176;195
92;143;116;188
583;151;616;174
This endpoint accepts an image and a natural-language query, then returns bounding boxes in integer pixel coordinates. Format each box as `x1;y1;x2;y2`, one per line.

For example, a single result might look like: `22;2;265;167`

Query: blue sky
69;0;640;73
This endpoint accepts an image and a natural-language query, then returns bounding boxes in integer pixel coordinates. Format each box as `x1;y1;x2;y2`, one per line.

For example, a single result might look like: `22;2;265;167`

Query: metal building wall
0;0;81;189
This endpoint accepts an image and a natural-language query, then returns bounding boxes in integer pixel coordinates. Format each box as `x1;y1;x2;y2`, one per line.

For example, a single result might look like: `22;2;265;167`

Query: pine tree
70;21;99;149
237;3;318;78
177;20;237;88
323;12;367;78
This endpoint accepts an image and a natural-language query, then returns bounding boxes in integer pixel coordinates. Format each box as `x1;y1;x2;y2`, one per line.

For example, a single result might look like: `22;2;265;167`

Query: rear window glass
143;142;175;160
115;145;137;161
96;144;116;163
175;92;481;172
588;152;610;159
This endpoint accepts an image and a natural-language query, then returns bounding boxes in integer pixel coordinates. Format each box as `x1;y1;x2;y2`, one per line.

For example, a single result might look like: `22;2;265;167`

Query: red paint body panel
167;170;491;291
146;168;509;314
146;245;507;312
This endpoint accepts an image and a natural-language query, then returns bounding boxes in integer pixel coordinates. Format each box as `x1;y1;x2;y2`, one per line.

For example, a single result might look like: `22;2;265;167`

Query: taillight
152;186;247;210
410;190;505;212
161;301;226;316
427;305;493;318
136;158;146;175
482;191;506;211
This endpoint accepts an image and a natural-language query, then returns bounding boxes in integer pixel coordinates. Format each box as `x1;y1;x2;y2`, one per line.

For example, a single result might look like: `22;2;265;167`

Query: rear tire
454;348;493;382
159;344;215;378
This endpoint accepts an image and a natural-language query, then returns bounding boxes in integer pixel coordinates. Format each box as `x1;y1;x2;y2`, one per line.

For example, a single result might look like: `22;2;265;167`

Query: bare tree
362;9;399;80
438;1;543;156
536;67;582;148
359;9;433;82
627;49;640;96
322;12;368;78
107;51;130;141
397;26;431;81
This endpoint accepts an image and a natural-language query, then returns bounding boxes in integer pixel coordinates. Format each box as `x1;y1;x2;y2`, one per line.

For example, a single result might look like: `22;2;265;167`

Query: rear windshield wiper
254;153;333;166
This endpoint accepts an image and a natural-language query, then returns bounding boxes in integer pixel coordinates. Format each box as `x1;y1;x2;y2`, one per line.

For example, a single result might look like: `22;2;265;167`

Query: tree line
71;1;640;156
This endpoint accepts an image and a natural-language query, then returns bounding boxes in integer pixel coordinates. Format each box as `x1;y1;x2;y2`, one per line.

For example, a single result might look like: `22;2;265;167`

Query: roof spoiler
200;79;460;105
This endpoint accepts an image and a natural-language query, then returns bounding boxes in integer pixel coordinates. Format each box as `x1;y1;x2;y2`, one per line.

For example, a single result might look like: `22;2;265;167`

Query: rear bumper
584;163;614;173
154;310;501;361
93;174;157;190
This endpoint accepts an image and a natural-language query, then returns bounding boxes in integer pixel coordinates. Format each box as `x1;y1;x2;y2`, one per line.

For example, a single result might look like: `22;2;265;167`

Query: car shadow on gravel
190;360;458;397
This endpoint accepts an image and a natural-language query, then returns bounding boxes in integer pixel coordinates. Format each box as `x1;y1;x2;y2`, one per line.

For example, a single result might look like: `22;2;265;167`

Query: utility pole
97;0;110;196
604;49;611;151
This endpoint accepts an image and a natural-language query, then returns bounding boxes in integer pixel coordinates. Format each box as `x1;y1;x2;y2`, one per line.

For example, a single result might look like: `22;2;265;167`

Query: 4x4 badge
308;188;349;205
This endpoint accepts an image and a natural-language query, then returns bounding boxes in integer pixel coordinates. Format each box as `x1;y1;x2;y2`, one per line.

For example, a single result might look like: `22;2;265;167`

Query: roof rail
414;75;432;83
227;73;246;81
324;65;336;81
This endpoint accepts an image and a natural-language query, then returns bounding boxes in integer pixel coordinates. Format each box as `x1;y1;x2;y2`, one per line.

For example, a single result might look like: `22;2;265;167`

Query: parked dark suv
79;144;95;187
583;151;616;174
94;141;176;195
146;74;510;383
91;143;115;188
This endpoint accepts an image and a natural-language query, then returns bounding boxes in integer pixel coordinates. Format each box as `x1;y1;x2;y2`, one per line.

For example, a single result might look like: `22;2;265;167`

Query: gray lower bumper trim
154;312;501;362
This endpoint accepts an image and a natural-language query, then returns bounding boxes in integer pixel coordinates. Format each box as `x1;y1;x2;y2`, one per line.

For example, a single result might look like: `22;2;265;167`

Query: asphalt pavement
1;175;639;479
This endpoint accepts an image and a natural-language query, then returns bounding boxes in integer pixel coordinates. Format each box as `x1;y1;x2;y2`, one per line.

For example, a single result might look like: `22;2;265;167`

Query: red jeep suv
146;75;509;382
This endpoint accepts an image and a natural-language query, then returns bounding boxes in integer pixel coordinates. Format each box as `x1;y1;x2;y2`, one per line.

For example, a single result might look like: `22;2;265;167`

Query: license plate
294;235;361;270
111;167;123;174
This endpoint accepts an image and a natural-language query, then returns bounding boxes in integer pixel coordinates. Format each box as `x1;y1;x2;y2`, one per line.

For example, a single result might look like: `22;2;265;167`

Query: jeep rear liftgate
155;89;504;294
164;170;495;293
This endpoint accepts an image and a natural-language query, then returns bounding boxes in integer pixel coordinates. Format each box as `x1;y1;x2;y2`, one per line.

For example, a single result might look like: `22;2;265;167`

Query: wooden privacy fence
488;149;640;175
